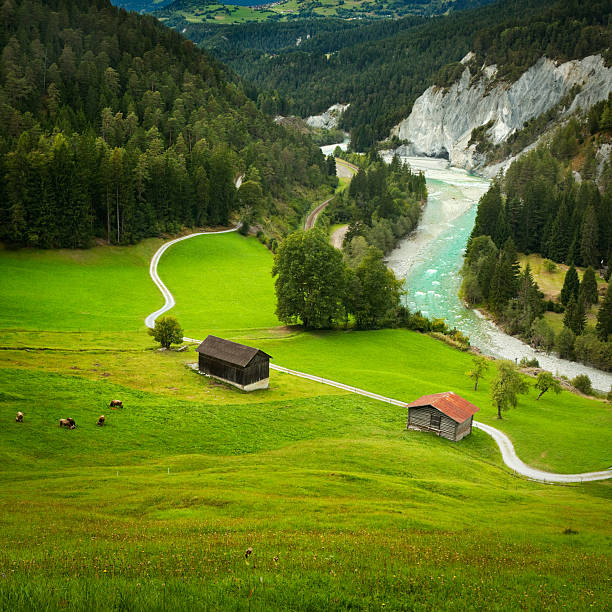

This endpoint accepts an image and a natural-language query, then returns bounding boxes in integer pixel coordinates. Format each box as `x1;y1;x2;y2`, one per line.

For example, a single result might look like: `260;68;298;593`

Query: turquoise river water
383;156;612;391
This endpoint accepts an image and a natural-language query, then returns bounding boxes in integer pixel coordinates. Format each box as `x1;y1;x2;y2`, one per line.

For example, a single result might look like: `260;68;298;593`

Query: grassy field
519;253;608;301
0;241;162;332
158;232;281;337
1;233;611;610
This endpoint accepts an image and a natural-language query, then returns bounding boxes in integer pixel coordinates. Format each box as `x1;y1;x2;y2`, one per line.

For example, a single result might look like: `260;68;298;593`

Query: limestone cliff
391;54;612;172
306;103;349;130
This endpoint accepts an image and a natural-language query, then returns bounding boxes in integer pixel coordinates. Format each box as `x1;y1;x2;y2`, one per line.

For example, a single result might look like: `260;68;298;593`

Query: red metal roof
406;392;479;424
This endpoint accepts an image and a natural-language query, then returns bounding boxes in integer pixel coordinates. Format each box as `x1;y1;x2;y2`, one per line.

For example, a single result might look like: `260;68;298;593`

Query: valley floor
0;234;610;610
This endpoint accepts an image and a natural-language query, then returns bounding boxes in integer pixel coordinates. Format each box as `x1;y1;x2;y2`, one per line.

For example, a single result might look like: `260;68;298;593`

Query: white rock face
391;55;612;171
306;103;349;130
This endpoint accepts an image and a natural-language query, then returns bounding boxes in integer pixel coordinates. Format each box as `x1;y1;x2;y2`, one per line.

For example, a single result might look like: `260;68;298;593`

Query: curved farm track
145;231;612;485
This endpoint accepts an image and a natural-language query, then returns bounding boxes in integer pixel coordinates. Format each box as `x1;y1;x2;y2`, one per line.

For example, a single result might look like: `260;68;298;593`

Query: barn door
430;412;441;430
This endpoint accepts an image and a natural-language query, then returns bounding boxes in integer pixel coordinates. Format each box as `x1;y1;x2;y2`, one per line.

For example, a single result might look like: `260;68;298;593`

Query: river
382;155;612;391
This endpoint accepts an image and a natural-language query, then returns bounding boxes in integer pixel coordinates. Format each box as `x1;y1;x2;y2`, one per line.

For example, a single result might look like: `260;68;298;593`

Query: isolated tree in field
596;281;612;341
272;229;346;329
490;360;529;419
560;264;579;306
534;371;562;400
466;355;489;391
148;316;183;349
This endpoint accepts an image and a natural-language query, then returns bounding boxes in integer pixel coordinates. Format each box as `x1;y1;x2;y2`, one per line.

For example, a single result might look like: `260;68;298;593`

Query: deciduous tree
490;360;529;419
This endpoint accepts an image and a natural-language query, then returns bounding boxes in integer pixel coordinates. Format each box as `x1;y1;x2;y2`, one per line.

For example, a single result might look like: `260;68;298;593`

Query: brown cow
109;399;122;409
59;418;76;429
97;415;105;426
15;411;23;423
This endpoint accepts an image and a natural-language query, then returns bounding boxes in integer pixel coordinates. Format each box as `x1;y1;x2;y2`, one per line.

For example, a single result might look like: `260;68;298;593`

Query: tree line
273;227;470;349
327;153;427;257
0;0;329;247
462;120;612;371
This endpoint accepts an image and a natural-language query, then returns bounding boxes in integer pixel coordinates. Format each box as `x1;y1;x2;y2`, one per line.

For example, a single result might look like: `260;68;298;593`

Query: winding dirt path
144;232;611;484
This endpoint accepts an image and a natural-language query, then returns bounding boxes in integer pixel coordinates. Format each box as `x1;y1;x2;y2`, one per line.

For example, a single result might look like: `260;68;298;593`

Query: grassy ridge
0;234;610;609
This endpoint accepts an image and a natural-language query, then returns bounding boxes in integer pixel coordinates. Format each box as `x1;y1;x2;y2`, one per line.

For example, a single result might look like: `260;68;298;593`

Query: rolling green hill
1;231;611;609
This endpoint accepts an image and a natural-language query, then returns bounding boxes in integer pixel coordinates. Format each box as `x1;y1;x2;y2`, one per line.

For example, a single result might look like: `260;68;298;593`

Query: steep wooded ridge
176;0;610;149
0;0;328;248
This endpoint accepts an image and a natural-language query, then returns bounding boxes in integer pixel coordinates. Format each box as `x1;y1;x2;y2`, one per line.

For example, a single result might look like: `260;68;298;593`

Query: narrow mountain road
303;157;358;231
335;158;359;178
144;231;611;484
304;197;334;230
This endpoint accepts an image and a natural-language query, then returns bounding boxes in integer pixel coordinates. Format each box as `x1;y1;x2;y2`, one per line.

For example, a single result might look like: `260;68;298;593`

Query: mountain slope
183;0;611;149
0;0;328;248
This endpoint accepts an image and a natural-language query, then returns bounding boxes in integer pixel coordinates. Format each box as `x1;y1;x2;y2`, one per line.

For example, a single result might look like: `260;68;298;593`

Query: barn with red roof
406;391;479;441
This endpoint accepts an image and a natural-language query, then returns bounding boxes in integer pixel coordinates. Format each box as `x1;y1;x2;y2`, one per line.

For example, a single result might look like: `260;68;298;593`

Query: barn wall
199;354;242;384
407;405;471;441
454;416;473;441
242;355;270;385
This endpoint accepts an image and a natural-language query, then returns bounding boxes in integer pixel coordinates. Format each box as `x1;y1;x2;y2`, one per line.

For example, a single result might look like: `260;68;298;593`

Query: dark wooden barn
196;335;272;391
406;392;479;441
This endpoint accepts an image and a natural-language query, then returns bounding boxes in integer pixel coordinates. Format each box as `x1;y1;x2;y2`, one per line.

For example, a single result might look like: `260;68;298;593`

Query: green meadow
0;233;610;610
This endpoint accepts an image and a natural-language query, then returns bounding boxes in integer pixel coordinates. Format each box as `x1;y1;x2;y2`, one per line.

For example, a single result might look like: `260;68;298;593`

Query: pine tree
580;205;599;268
580;266;599;307
560;264;580;306
563;295;586;336
596;281;612;341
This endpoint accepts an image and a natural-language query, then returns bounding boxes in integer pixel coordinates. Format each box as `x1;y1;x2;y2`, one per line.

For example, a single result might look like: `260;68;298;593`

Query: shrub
571;374;593;395
519;356;540;368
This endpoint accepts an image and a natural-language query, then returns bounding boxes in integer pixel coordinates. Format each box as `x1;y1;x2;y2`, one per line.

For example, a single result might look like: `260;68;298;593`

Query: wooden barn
406;391;479;441
196;335;272;391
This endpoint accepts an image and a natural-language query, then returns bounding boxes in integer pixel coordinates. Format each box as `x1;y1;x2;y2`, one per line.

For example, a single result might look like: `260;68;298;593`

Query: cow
109;399;122;409
60;418;76;429
15;411;23;423
97;415;105;426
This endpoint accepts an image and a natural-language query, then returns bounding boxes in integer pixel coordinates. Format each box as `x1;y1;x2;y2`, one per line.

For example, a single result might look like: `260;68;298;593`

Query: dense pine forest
462;106;612;371
177;0;611;149
327;153;427;255
0;0;329;248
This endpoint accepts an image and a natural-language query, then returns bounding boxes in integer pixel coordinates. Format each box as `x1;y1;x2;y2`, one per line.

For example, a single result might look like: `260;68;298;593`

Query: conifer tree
560;264;580;306
596;281;612;341
580;266;599;307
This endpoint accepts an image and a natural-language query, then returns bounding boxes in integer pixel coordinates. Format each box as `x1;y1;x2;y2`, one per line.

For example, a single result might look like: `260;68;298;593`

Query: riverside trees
272;229;402;329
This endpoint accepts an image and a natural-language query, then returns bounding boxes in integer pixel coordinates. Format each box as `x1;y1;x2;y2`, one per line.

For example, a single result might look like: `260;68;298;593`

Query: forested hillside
181;0;611;149
0;0;328;248
462;104;612;370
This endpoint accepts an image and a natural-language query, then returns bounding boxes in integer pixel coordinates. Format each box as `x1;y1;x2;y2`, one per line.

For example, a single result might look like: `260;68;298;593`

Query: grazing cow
59;418;70;428
109;399;122;409
97;415;105;426
16;411;23;423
